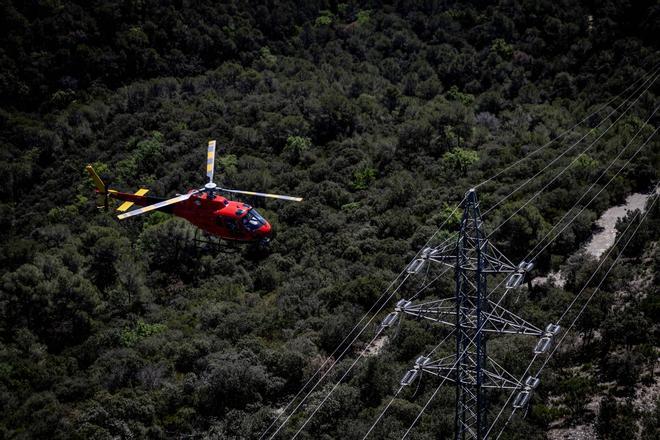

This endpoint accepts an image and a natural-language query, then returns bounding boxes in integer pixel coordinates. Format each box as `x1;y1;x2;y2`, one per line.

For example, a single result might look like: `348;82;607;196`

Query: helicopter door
224;217;239;234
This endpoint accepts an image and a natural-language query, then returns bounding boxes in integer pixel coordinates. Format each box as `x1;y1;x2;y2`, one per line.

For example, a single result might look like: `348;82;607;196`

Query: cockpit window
242;209;266;231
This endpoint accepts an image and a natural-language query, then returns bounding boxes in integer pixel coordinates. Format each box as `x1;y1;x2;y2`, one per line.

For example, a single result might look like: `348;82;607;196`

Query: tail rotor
85;164;110;211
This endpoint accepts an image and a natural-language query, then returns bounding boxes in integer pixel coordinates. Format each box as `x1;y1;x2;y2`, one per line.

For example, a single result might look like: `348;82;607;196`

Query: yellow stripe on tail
116;188;150;212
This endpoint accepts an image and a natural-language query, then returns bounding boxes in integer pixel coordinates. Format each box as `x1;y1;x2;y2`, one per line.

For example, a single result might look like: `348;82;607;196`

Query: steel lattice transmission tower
388;189;547;440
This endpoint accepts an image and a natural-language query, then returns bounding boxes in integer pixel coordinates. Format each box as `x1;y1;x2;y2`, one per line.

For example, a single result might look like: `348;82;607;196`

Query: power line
491;188;659;440
482;68;659;219
362;386;404;440
539;190;658;372
473;65;659;191
285;264;454;439
529;118;659;261
547;126;658;325
486;71;658;235
266;274;409;439
362;329;456;439
362;81;658;440
290;329;385;439
266;69;658;438
259;204;464;439
483;113;659;439
399;274;517;439
406;184;657;438
390;110;656;434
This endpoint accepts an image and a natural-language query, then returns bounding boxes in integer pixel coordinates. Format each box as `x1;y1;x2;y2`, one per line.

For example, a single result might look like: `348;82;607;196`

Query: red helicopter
86;140;302;247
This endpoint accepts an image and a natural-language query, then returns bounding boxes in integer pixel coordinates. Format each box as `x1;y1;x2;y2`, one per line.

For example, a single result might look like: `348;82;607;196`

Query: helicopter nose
261;222;272;236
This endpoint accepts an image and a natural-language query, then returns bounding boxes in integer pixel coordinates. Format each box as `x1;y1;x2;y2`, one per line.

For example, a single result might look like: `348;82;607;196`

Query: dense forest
0;1;658;439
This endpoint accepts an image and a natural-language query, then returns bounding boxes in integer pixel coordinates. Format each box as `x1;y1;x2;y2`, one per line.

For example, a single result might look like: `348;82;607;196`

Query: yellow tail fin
85;165;105;193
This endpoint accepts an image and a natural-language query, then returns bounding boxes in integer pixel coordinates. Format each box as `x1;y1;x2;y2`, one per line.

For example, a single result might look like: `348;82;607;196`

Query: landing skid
191;229;271;257
192;230;239;253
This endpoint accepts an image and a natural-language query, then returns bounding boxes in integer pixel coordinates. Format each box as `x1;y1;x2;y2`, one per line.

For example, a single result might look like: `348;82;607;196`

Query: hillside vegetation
0;1;658;438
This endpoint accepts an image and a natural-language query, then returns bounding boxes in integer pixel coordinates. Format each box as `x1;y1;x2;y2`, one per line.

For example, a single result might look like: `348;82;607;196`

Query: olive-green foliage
121;320;167;347
117;131;165;183
353;165;377;190
597;395;637;440
315;10;334;26
0;1;658;438
356;10;371;25
283;135;312;163
442;147;479;175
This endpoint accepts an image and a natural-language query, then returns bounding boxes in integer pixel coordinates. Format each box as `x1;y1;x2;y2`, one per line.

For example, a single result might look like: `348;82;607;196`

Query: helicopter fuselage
86;140;299;245
106;189;272;242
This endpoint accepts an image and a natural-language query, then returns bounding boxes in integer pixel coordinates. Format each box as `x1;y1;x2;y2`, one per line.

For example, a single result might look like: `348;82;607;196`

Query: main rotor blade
206;140;216;183
117;193;193;220
221;188;303;202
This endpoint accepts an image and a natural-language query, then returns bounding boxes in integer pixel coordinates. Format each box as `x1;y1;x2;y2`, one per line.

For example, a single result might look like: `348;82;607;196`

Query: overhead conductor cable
362;69;658;439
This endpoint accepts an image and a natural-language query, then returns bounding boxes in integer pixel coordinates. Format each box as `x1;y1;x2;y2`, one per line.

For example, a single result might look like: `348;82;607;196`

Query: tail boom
86;164;159;212
108;190;161;208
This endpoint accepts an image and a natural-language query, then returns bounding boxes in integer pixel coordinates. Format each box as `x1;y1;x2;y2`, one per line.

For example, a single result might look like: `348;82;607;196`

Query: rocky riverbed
584;190;659;259
533;189;658;288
